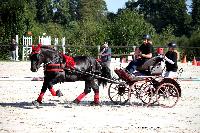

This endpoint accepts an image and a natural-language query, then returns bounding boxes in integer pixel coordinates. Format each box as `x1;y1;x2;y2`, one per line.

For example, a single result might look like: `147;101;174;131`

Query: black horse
30;44;111;106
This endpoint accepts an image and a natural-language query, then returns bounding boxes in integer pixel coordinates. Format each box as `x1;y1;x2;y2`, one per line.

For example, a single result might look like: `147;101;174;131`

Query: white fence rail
20;35;66;61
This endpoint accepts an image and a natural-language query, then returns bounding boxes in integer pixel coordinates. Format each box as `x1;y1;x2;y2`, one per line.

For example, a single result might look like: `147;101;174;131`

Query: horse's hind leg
73;81;92;104
90;80;100;106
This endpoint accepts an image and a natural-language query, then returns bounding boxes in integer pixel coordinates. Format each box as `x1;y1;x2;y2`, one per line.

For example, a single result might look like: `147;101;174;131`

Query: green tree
153;26;176;47
0;0;36;42
158;0;190;36
109;9;156;46
125;0;191;36
125;0;162;31
35;0;52;23
191;0;200;29
78;0;107;21
23;0;37;32
52;0;71;25
69;0;80;21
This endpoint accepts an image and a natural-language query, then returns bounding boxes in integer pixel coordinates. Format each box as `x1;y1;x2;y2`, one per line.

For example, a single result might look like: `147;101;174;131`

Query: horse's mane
41;45;56;51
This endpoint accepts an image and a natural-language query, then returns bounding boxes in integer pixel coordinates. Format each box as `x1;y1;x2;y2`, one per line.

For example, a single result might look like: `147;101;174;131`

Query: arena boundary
0;76;200;82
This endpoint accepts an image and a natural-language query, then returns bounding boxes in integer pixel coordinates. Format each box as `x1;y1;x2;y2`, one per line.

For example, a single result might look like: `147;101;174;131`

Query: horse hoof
90;101;101;106
72;99;80;105
56;90;63;97
32;100;41;107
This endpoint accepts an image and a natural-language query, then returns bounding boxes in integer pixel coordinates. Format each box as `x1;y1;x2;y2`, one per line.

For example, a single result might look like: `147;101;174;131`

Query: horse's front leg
48;77;64;97
32;80;48;106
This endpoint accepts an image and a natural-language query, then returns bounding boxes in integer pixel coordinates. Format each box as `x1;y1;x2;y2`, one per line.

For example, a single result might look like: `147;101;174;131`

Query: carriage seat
136;56;164;76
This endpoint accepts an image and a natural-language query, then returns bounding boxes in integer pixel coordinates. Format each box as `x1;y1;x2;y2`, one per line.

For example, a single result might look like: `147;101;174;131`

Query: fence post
22;36;32;61
97;45;100;58
39;36;51;45
62;37;65;54
54;38;58;50
15;35;19;61
22;36;25;61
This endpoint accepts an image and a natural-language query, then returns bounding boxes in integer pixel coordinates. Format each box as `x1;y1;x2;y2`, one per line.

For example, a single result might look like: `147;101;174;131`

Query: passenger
163;42;178;78
99;42;112;68
126;34;153;74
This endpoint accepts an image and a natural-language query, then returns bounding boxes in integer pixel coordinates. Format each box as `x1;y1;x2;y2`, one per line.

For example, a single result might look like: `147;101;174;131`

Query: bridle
30;45;44;71
30;44;64;72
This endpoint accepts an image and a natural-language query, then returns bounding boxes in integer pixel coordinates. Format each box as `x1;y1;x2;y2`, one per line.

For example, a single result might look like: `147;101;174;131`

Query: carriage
107;56;182;108
30;44;181;108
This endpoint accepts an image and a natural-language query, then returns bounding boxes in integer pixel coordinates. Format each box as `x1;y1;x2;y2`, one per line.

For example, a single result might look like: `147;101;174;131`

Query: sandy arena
0;61;200;133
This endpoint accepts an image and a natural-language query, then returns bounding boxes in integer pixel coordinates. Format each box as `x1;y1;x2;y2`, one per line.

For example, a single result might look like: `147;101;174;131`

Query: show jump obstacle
21;35;66;61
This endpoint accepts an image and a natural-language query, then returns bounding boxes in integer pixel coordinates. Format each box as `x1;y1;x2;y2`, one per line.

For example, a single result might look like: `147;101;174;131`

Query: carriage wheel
128;82;153;107
108;79;129;105
139;81;162;106
156;83;179;108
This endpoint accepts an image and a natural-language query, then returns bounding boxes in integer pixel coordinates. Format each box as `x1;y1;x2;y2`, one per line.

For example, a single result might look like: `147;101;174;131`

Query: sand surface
0;61;200;133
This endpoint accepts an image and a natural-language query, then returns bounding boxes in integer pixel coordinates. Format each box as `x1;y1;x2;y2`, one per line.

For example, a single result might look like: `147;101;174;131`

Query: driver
126;34;153;74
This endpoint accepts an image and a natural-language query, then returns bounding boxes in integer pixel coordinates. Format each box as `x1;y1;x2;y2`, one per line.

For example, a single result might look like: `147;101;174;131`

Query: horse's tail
96;61;111;87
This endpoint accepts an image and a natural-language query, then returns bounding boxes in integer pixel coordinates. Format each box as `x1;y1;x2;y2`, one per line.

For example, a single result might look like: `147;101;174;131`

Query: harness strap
46;69;64;72
47;64;65;67
45;63;64;72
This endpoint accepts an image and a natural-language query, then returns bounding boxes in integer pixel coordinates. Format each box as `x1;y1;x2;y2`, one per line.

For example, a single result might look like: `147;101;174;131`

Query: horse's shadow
0;101;57;109
0;100;159;109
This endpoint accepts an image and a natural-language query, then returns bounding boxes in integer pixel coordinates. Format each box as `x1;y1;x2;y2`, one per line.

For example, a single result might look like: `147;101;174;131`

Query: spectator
10;38;18;61
163;42;178;78
99;42;112;68
126;34;153;73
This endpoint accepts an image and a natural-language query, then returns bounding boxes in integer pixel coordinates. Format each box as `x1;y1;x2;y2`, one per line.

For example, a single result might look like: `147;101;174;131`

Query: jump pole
0;77;44;81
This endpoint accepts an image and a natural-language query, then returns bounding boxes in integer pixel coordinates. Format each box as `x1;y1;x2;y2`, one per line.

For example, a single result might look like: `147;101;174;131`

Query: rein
43;54;65;72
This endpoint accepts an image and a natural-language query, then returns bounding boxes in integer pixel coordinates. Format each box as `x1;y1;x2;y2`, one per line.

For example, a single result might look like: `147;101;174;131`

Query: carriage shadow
60;100;156;108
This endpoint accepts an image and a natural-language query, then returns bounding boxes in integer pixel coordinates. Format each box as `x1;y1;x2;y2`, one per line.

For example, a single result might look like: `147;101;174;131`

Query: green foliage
156;0;190;36
52;0;71;25
67;20;107;46
35;0;52;23
0;0;200;60
191;0;200;29
177;30;200;60
192;0;200;27
109;9;156;46
153;26;176;47
125;0;190;36
188;30;200;58
78;0;107;21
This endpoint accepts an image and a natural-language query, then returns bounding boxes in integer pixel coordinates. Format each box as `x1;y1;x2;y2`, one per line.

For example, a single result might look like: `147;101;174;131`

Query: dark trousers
126;59;145;73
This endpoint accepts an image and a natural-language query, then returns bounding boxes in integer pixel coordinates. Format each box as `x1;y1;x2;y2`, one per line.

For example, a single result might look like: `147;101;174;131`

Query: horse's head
30;44;43;72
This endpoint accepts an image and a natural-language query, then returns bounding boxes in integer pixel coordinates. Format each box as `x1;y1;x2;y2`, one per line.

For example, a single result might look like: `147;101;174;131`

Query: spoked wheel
108;78;129;105
139;82;155;106
128;82;153;107
156;83;179;108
